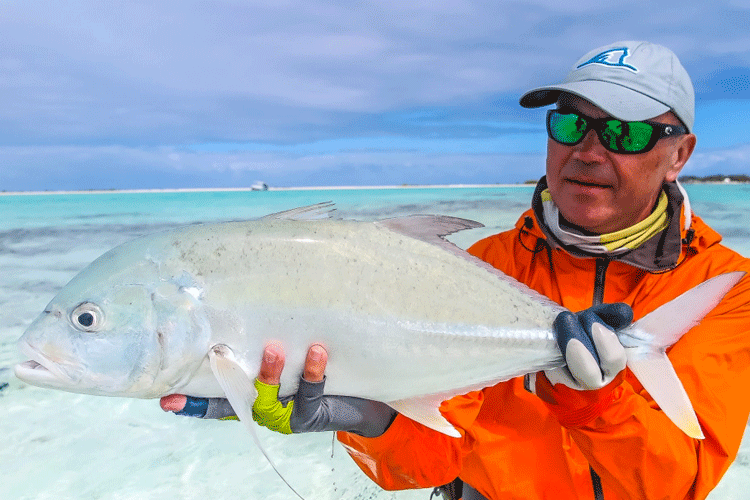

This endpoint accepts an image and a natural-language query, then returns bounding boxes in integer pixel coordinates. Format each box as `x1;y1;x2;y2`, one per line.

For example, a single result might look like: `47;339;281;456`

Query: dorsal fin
379;215;566;311
376;215;484;245
263;202;336;221
377;215;485;265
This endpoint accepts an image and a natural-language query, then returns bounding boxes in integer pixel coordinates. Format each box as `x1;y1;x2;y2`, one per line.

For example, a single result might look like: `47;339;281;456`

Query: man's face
545;94;696;234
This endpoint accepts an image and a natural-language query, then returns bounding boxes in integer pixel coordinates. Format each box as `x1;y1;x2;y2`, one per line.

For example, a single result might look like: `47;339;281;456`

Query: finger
590;303;634;330
160;394;187;412
554;310;601;365
543;366;579;389
253;379;294;434
565;339;605;389
291;375;327;432
590;323;627;377
303;344;328;383
258;343;285;385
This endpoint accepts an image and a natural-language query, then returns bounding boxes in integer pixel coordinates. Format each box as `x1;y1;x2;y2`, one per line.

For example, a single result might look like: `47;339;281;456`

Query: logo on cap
576;47;638;73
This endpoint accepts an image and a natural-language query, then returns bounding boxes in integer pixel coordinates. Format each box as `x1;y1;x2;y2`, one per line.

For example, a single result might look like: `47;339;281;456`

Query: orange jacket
338;196;750;500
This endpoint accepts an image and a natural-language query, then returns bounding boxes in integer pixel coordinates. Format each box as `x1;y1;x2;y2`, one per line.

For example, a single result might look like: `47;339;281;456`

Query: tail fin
620;271;745;439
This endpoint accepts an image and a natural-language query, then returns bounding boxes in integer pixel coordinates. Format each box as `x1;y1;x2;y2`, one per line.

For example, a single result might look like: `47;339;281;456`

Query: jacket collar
528;177;698;272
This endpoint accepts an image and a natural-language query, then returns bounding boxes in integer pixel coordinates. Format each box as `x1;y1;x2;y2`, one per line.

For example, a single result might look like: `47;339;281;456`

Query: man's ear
665;133;697;182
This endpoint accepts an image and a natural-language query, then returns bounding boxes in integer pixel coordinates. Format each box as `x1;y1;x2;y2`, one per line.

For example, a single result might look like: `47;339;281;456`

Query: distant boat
251;181;269;191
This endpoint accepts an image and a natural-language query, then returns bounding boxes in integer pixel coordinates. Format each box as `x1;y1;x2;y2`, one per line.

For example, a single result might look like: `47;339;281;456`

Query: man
162;41;750;499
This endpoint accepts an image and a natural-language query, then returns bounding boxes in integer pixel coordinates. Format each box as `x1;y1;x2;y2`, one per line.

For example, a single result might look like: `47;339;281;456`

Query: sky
2;0;750;191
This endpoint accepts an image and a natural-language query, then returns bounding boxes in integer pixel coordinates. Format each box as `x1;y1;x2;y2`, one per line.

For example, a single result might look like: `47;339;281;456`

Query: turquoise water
0;186;534;228
1;185;748;499
2;183;748;247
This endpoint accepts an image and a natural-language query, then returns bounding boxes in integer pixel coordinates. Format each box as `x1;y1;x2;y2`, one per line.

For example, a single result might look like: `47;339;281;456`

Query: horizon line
0;183;536;197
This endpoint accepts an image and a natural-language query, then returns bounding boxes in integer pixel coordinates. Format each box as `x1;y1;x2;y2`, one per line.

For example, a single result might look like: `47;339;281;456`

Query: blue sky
2;1;750;191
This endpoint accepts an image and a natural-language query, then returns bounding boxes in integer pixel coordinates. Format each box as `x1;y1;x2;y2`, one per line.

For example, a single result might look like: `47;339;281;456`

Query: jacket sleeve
336;392;484;490
543;270;750;500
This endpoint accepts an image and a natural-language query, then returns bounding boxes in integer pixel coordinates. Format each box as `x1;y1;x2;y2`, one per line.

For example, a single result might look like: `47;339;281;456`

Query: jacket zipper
447;258;612;500
592;258;609;306
589;257;609;500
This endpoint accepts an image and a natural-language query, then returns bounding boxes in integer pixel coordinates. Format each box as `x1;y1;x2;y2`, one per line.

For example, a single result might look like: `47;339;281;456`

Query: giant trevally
15;203;743;442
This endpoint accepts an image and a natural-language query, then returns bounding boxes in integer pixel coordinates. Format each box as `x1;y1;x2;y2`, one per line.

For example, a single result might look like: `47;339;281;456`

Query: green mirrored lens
601;120;656;152
550;112;586;144
620;121;655;152
601;120;623;150
549;111;662;153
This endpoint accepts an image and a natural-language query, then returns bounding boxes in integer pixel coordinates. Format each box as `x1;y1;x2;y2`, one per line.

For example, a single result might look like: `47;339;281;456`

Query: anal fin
388;394;462;438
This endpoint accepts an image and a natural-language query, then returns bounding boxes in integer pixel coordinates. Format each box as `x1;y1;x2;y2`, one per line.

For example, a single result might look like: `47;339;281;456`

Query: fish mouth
15;359;60;386
14;342;75;388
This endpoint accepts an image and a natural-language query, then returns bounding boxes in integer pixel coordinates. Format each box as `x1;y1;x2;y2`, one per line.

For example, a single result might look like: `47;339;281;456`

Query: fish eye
70;303;104;332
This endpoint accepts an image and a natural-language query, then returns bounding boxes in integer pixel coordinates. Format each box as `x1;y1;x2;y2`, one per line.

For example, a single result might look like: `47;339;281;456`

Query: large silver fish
14;203;743;440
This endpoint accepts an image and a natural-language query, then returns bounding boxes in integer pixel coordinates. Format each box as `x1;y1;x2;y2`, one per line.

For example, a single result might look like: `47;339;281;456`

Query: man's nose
571;129;608;163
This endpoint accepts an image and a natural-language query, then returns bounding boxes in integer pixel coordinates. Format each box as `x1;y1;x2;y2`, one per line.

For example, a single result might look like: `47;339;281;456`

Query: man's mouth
567;178;612;189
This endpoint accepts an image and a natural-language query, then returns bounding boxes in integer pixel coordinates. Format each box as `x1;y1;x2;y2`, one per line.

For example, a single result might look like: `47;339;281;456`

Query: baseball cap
520;41;695;132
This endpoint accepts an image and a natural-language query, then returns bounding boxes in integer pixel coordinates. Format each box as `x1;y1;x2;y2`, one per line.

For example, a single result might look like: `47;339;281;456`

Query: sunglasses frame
546;108;688;154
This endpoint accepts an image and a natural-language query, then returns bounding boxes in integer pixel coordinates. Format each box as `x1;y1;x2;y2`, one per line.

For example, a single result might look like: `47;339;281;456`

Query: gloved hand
161;344;396;438
545;303;633;390
160;394;237;419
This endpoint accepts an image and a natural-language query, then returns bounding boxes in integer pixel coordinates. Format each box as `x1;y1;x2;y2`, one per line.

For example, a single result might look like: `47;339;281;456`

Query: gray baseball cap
520;41;695;132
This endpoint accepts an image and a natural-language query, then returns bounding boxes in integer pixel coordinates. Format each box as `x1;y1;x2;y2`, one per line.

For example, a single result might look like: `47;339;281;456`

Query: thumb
303;344;328;383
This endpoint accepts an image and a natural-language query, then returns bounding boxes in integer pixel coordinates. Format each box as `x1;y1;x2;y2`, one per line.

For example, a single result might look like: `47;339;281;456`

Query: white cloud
0;143;547;191
686;144;750;175
2;1;750;190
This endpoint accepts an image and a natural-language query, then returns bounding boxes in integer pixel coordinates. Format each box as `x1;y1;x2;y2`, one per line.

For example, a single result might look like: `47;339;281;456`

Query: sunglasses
546;109;688;154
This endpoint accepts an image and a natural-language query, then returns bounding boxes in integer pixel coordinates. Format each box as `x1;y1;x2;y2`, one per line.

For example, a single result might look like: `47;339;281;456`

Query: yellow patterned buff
251;379;294;434
541;189;670;254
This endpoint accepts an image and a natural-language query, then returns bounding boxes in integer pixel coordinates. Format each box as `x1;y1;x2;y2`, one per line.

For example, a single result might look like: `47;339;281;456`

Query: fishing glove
175;378;396;438
175;396;237;420
536;303;633;429
253;376;396;437
545;303;633;390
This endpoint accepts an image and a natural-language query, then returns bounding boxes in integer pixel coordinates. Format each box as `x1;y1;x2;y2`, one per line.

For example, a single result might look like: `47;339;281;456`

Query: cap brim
520;81;670;122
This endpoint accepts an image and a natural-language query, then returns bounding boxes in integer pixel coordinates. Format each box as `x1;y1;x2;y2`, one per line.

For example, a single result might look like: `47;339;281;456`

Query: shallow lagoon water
1;185;748;499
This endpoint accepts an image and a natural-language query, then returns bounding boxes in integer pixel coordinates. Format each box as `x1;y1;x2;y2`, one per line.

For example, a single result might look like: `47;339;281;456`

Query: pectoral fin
208;344;306;500
208;344;258;425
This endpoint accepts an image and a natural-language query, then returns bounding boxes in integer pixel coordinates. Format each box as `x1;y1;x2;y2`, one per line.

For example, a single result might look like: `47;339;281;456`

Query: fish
14;203;744;442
